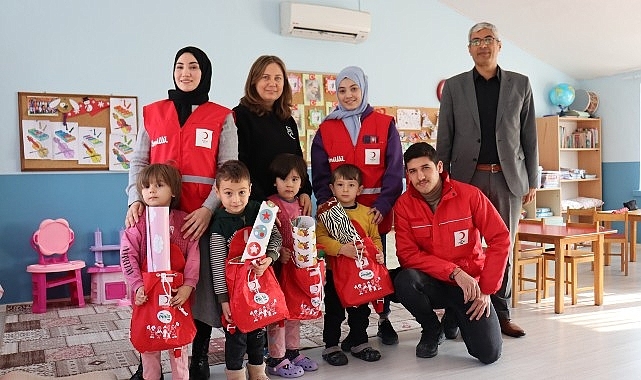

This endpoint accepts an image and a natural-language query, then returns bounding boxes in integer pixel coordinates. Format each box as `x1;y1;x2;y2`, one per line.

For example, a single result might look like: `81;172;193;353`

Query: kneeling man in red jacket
393;142;509;364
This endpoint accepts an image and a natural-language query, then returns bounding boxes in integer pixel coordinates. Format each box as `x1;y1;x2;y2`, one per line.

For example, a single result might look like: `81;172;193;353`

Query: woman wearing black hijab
125;46;237;380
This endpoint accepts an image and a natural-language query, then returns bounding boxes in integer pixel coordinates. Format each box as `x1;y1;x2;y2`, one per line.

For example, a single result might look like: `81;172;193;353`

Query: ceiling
438;0;641;80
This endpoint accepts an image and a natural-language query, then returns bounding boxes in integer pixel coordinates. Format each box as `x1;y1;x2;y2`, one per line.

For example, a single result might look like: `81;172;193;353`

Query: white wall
0;0;572;174
579;71;641;163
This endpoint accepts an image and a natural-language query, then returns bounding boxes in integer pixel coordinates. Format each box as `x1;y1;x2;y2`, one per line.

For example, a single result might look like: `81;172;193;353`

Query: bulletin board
18;92;138;172
287;71;440;162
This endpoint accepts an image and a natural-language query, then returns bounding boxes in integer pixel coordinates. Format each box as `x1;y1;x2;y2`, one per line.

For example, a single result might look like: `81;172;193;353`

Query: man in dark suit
436;22;539;338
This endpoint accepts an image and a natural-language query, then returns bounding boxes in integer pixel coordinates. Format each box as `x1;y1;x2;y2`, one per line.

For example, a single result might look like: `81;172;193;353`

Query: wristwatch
449;267;461;281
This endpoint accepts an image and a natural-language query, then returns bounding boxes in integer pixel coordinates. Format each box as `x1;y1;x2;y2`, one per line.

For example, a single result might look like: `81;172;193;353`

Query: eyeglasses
469;37;498;47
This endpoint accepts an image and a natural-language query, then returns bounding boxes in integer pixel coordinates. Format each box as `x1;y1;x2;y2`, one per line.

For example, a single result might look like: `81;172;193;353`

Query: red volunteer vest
144;100;231;213
318;112;394;234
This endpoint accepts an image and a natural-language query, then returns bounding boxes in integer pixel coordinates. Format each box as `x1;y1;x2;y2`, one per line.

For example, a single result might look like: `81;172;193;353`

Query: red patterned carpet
0;301;418;379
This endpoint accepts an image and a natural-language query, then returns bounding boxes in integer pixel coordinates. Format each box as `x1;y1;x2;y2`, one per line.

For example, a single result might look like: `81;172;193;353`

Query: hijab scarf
324;66;369;145
167;46;212;126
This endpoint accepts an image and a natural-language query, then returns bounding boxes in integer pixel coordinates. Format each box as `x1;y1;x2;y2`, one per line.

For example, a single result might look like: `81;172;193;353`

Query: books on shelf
560;126;599;148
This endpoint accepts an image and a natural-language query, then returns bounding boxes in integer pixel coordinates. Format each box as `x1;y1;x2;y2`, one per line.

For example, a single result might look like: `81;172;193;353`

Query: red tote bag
225;256;290;333
327;221;393;311
279;259;325;320
223;226;289;333
130;271;197;354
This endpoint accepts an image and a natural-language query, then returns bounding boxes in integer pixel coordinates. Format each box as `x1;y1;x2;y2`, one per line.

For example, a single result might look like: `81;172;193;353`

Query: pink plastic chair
26;219;86;313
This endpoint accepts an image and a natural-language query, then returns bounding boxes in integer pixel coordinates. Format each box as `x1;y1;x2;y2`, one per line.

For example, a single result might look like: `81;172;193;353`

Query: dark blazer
436;67;539;197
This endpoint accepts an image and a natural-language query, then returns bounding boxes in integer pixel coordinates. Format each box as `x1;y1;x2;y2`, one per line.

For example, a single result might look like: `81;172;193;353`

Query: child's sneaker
266;357;304;378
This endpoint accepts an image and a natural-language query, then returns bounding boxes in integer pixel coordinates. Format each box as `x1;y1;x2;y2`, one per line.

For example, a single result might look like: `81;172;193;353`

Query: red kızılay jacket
393;171;510;295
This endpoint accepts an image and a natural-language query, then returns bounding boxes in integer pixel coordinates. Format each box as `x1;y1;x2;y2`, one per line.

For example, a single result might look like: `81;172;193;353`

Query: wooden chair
26;219;86;313
595;211;629;276
543;215;598;305
512;218;544;307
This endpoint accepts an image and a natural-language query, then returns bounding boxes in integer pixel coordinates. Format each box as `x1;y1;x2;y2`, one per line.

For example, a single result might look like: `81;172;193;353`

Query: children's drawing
110;97;138;136
22;120;52;159
78;126;107;165
51;122;79;160
396;108;422;130
109;133;135;171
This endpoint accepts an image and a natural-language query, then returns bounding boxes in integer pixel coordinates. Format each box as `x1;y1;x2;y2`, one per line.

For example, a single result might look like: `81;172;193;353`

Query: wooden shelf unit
524;116;602;221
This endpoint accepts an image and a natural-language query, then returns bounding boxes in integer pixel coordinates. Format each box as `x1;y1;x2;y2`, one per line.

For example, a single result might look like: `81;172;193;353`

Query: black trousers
224;327;265;370
394;268;502;364
323;270;371;348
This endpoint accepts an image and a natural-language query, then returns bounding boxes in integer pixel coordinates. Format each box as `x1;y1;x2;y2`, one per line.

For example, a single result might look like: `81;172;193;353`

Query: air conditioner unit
280;2;371;43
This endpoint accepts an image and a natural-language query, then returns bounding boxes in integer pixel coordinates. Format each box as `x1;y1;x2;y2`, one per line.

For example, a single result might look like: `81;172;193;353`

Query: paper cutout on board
64;97;110;118
22;120;52;159
306;130;316;163
325;75;337;94
51;121;79;160
78;126;107;165
292;104;305;135
422;112;437;140
288;73;302;95
110;97;138;136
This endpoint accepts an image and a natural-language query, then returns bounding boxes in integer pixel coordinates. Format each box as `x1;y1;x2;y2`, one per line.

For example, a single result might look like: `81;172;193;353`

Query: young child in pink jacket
121;163;200;380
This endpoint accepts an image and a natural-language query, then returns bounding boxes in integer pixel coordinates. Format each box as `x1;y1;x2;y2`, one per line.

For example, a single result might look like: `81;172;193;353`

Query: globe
549;83;575;108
